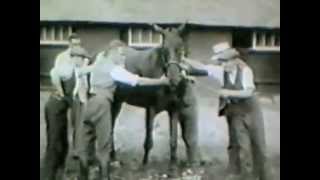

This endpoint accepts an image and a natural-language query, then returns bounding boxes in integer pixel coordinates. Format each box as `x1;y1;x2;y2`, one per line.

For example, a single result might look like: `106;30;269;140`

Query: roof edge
40;20;280;29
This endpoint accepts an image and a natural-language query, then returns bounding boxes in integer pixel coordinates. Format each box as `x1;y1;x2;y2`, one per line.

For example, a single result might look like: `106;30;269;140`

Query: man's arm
50;68;64;97
182;57;208;70
180;60;208;76
77;53;103;76
219;88;255;98
110;66;169;87
51;51;69;97
136;76;169;86
187;68;209;76
54;52;67;67
182;57;224;81
77;65;95;76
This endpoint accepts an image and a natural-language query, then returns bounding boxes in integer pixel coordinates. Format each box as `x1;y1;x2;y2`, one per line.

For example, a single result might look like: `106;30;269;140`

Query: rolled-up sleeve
242;67;256;90
110;66;140;87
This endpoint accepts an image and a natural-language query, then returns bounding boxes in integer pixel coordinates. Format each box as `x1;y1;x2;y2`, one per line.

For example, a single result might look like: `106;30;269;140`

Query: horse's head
154;23;187;88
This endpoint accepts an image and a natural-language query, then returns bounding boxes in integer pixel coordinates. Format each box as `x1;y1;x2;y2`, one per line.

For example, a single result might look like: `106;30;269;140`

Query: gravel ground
40;83;280;180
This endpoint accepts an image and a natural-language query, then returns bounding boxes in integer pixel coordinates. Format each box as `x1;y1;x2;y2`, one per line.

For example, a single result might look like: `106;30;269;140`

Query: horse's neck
147;48;165;78
126;47;165;78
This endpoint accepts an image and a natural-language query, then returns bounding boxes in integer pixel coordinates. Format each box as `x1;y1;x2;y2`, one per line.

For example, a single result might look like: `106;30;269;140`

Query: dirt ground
40;83;280;180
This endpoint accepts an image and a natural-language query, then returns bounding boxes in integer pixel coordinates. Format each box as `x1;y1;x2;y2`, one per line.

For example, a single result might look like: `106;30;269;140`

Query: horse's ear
177;23;187;34
153;24;165;33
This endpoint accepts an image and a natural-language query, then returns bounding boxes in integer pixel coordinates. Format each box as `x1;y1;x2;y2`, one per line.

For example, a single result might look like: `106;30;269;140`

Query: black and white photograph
40;0;280;179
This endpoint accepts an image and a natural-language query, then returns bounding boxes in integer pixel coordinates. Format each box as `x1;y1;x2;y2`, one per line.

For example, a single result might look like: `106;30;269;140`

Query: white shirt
110;66;139;87
89;51;139;93
50;48;91;103
206;65;255;90
51;48;74;81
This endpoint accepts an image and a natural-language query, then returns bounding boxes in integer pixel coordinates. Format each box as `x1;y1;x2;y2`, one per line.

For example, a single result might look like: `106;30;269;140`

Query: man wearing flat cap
212;42;273;180
181;42;273;180
41;33;91;180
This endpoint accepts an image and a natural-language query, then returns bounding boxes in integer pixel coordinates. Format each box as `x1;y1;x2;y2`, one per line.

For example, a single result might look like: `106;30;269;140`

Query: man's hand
76;65;94;77
180;62;191;72
181;70;196;83
185;76;196;83
76;68;86;77
204;64;223;78
160;75;170;85
204;65;213;75
218;89;230;98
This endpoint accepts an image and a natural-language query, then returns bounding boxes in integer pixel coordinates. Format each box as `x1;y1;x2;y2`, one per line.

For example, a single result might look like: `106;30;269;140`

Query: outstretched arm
187;68;209;76
136;76;169;86
110;66;169;87
181;57;224;84
182;57;208;70
77;64;95;76
219;88;255;98
77;53;104;76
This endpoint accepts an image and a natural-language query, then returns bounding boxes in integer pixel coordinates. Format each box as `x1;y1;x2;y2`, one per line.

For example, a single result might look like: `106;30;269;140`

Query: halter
165;61;183;72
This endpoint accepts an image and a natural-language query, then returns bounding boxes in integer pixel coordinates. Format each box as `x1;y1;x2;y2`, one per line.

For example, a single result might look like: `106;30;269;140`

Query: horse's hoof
167;166;179;178
110;155;117;162
138;163;147;171
88;166;100;180
142;159;149;167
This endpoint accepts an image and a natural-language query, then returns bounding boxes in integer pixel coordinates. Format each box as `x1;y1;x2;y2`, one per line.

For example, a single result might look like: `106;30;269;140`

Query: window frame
128;27;163;48
40;25;73;45
251;31;280;52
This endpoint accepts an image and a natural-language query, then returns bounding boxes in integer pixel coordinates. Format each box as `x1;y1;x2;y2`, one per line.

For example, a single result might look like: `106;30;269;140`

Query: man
76;40;171;180
41;34;91;180
181;42;273;180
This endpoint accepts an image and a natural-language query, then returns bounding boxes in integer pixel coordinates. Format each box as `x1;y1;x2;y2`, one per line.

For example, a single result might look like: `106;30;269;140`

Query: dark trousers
41;94;82;180
77;91;113;180
226;98;273;180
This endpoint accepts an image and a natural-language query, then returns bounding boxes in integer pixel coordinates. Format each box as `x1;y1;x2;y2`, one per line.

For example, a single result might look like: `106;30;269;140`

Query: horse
64;24;199;180
110;23;200;169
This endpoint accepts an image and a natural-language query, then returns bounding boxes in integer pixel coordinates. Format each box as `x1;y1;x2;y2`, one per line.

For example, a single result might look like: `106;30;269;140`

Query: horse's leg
179;104;199;167
110;102;122;162
167;110;180;178
142;107;156;165
168;110;178;166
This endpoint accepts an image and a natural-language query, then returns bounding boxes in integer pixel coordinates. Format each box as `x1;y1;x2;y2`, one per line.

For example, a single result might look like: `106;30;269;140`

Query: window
232;30;252;48
40;25;74;45
128;28;163;48
252;31;280;51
